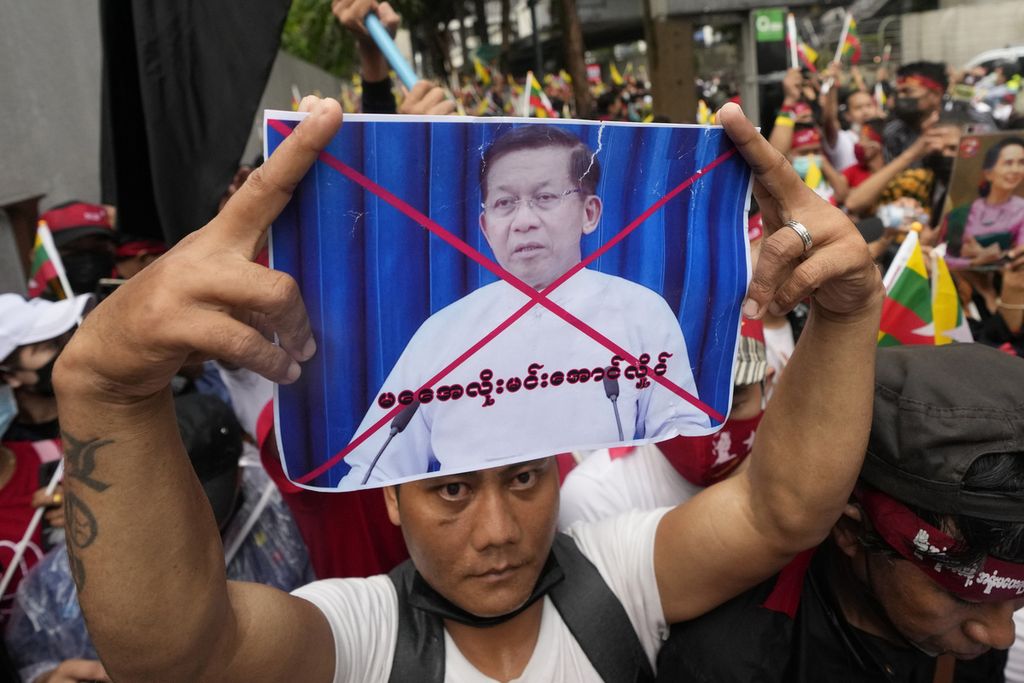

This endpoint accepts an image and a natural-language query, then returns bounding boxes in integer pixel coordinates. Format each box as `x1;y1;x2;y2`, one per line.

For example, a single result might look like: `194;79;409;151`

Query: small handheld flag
610;63;624;86
879;231;934;347
26;222;74;300
930;248;973;345
523;71;558;118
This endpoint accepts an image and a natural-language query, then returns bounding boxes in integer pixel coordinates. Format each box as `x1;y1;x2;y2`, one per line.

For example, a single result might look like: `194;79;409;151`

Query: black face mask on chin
893;96;924;125
61;251;114;295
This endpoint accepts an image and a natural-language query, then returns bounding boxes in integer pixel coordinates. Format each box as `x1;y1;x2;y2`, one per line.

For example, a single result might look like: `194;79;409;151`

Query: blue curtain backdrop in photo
266;114;751;490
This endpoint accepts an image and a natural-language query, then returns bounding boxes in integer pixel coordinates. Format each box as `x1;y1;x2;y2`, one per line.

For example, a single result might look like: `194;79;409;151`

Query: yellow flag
473;57;491;86
610;63;624;86
803;157;823;191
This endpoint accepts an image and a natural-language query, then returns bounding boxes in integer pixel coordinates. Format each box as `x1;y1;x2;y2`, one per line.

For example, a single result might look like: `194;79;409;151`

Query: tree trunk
559;0;592;117
473;0;490;46
499;0;512;71
454;0;470;74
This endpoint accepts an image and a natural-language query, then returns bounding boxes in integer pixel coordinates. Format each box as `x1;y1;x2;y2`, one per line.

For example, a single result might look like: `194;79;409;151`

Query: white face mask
0;385;18;436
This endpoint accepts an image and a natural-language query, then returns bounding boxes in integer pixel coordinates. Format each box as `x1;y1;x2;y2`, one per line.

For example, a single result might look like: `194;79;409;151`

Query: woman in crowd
947;136;1024;269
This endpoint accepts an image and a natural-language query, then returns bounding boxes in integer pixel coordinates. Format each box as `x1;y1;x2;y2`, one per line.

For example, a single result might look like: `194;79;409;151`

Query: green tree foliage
280;0;357;78
279;0;464;79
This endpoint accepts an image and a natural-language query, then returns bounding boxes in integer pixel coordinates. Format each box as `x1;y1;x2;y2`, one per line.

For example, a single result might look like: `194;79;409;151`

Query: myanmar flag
931;249;973;344
878;232;934;346
473;57;491;87
787;36;819;73
841;18;862;65
26;222;67;300
524;71;558;118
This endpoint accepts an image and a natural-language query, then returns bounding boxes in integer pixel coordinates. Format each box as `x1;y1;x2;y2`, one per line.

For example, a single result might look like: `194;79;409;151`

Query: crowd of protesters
2;0;1024;681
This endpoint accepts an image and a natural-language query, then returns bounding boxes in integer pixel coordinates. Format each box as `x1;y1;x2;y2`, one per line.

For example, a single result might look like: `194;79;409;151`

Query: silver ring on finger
783;220;813;254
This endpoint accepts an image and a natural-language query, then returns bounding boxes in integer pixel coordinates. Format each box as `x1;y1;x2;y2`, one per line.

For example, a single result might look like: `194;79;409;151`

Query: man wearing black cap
656;343;1024;682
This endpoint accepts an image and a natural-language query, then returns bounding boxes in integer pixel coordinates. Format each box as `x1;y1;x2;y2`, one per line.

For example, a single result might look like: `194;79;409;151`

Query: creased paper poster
264;112;752;491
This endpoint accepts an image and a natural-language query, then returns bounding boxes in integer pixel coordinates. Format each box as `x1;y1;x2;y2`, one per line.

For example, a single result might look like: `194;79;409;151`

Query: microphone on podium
362;399;421;485
603;370;625;442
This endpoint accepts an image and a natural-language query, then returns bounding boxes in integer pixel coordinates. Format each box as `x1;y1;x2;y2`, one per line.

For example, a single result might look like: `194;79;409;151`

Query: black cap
174;393;242;526
861;345;1024;522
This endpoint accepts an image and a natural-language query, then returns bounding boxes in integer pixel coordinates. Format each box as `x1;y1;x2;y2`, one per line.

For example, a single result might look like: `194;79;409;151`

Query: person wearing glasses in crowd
344;124;709;486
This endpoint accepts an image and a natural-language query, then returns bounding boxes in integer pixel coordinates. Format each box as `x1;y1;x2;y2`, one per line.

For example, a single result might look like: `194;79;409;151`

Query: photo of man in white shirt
343;125;712;488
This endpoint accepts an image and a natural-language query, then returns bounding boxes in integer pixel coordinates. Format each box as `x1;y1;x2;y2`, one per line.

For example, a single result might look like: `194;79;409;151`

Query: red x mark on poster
268;119;737;484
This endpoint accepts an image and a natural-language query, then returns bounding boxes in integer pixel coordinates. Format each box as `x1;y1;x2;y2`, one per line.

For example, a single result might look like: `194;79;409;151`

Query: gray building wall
0;0;103;209
901;1;1024;67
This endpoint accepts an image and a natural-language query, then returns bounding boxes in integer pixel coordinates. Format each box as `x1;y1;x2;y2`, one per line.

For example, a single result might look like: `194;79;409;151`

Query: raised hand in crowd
781;68;803;107
51;97;340;682
398;80;457;116
30;485;64;529
331;0;400;83
844;110;941;216
332;0;453;116
651;103;883;623
33;659;110;683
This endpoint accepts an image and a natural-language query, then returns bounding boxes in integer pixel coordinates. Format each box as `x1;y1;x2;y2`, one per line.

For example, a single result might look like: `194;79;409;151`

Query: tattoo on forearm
63;434;113;492
65;508;88;590
61;433;113;592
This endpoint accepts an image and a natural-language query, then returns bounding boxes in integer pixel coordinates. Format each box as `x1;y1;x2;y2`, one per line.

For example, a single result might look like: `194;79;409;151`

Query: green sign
754;8;785;43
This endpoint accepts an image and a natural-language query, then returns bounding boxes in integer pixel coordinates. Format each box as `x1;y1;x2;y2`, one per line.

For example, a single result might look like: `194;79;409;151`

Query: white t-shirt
293;507;670;682
558;445;703;529
342;269;710;488
762;321;795;400
822;128;858;172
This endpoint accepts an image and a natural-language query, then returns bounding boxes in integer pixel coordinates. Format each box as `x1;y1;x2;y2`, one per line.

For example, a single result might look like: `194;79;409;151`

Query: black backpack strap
387;559;445;683
387;535;654;683
549;533;655;683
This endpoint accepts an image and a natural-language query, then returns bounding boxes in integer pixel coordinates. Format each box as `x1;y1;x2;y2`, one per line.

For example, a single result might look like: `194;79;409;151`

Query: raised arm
820;63;842;148
52;98;342;682
654;103;883;623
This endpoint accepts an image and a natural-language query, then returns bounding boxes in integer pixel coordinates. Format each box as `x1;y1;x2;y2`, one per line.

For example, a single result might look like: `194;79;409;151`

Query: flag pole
0;461;63;600
523;71;534;118
37;222;75;300
833;11;852;65
786;13;799;71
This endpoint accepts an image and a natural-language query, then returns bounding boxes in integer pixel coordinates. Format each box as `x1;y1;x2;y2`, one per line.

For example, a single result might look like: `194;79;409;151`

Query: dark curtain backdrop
269;118;751;489
100;0;291;242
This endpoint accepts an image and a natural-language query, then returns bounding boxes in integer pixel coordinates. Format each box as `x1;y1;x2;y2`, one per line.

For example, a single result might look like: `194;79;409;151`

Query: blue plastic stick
365;13;419;90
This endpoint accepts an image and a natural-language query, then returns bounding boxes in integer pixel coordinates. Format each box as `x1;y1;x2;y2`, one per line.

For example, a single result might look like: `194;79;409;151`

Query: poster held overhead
265;113;753;491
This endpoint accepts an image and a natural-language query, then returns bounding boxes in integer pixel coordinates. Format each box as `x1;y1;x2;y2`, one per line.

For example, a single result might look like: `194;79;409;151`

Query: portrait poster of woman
941;132;1024;270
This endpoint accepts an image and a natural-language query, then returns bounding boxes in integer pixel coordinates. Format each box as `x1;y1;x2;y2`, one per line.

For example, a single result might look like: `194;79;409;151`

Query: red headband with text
862;125;883;144
791;127;822;151
40;202;112;233
858;487;1024;603
898;75;945;95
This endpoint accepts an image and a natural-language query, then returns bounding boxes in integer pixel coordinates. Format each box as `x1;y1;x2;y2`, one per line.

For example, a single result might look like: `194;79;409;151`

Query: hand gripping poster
264;112;753;491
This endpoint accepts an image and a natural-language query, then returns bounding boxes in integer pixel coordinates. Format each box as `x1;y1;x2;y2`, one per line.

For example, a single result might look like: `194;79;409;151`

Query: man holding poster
345;125;708;487
53;98;885;682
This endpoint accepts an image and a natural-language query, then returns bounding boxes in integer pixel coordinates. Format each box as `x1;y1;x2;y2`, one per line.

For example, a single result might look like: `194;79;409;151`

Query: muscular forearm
55;358;229;680
845;147;919;214
746;295;882;549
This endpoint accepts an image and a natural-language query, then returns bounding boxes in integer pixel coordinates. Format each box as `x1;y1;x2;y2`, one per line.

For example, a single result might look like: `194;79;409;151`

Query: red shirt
0;441;45;620
843;163;874;189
